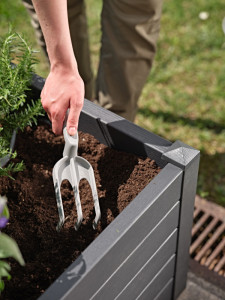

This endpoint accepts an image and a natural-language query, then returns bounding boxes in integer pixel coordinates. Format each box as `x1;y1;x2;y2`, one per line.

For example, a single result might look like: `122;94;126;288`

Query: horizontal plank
79;100;172;166
115;232;177;300
137;255;176;300
91;203;179;299
106;121;171;167
154;278;173;300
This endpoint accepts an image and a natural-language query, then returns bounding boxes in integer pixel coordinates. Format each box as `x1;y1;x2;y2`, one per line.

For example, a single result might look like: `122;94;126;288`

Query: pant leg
67;0;94;99
22;0;48;58
22;0;93;100
96;0;163;121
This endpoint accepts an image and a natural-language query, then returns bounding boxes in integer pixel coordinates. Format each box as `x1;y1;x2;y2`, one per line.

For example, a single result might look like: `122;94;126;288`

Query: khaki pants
22;0;163;121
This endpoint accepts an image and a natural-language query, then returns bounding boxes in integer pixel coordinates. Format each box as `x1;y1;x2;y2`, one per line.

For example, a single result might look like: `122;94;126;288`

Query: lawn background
0;0;225;205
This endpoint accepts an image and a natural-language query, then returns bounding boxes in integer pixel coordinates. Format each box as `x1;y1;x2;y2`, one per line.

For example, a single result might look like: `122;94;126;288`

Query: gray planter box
31;74;200;300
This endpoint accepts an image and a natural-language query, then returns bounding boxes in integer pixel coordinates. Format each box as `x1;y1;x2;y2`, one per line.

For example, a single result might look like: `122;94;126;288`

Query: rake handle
63;128;78;158
62;109;79;158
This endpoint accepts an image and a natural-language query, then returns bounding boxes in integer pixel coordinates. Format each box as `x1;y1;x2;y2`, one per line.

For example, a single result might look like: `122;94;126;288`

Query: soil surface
0;122;160;300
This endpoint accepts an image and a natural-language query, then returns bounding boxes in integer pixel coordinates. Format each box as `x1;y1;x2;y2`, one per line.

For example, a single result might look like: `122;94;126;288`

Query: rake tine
70;158;83;230
86;166;101;229
52;159;67;232
55;183;65;232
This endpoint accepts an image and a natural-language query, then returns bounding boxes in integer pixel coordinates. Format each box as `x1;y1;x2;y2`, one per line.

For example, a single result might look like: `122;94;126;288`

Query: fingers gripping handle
63;109;79;158
63;129;78;158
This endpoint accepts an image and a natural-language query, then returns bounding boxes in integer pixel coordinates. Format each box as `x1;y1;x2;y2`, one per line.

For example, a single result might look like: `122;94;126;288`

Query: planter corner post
162;140;200;299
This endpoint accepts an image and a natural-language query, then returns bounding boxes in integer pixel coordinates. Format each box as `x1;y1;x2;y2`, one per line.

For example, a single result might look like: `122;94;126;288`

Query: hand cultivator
52;112;101;231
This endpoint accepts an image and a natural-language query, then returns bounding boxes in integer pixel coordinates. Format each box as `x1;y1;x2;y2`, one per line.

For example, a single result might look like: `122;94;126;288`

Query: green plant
0;27;44;178
0;195;25;293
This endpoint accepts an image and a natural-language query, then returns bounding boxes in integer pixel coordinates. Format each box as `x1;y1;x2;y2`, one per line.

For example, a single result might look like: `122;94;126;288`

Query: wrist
47;39;78;74
50;61;79;76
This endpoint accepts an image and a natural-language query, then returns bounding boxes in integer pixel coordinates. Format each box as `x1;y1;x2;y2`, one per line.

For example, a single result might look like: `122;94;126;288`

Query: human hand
41;66;84;136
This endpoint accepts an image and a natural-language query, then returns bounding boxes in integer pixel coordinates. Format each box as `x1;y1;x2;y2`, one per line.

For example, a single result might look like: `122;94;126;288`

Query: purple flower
0;216;8;229
0;195;8;230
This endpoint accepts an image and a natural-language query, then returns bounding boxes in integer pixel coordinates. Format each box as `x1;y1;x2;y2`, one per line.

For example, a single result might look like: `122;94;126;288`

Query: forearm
31;0;84;136
31;0;77;72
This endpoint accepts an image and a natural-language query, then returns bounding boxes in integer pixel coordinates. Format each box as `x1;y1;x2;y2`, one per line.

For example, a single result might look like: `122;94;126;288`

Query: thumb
66;107;80;136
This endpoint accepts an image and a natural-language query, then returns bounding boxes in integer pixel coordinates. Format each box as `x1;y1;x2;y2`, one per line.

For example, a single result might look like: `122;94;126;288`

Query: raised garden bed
1;74;200;300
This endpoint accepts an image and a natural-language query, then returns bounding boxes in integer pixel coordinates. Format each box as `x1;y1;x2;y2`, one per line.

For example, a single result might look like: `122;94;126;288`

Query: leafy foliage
0;195;25;294
0;27;44;177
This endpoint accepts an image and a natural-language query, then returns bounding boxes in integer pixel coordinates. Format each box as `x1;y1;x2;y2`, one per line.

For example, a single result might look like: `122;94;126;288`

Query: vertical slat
162;140;200;299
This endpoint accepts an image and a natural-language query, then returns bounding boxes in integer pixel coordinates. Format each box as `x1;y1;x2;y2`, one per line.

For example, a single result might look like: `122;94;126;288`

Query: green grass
137;0;225;205
1;0;225;205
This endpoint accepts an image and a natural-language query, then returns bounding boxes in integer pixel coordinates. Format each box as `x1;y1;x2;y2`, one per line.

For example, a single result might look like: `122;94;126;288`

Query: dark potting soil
0;123;161;300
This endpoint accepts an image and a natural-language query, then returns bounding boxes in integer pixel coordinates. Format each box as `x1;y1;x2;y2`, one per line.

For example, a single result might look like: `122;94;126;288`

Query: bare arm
32;0;84;135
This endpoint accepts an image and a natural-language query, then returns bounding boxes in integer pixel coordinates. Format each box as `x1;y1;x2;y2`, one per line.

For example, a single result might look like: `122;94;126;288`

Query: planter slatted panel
114;233;177;300
135;255;176;300
91;204;179;299
40;164;182;300
30;74;200;300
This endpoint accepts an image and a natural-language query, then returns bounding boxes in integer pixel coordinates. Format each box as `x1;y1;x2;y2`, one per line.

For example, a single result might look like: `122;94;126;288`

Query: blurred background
0;0;225;206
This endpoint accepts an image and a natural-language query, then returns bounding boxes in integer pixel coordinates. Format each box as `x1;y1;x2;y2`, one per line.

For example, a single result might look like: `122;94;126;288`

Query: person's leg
67;0;93;99
22;0;93;100
22;0;48;58
96;0;163;121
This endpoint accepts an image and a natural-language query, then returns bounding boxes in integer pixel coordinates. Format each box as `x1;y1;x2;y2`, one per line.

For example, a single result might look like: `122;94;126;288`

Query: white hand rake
52;115;101;231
